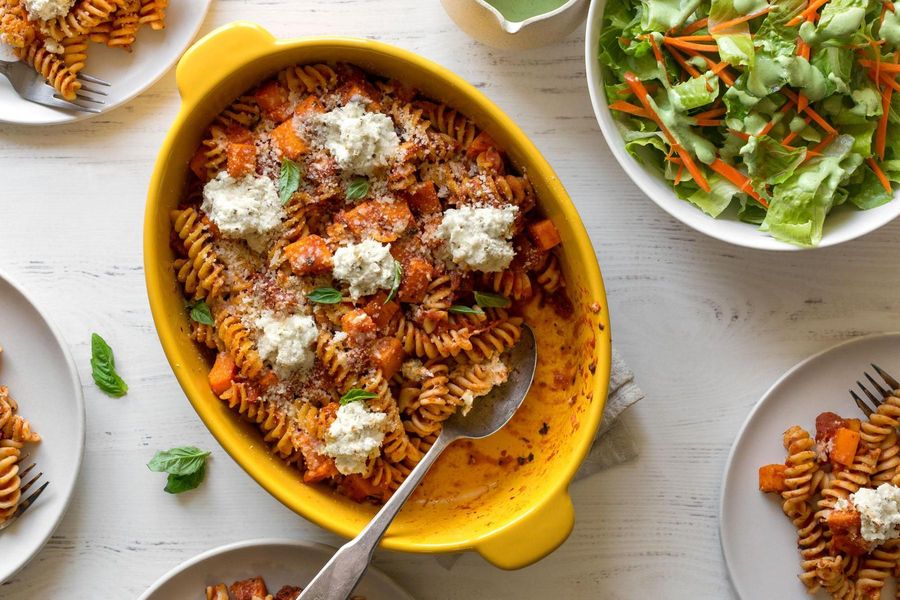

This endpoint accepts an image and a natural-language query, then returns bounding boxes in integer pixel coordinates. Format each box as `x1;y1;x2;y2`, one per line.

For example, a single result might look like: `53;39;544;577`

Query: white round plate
720;333;900;599
0;269;85;583
138;539;415;600
0;0;212;126
584;0;900;251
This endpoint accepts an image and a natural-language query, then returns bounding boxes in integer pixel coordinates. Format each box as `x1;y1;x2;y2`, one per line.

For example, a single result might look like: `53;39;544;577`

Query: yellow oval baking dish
144;22;611;569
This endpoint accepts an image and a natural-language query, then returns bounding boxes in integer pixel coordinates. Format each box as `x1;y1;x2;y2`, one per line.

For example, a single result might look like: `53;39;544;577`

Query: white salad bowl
584;0;900;251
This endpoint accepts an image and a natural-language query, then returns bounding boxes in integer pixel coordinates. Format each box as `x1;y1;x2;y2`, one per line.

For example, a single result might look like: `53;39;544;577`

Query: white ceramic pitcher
441;0;588;50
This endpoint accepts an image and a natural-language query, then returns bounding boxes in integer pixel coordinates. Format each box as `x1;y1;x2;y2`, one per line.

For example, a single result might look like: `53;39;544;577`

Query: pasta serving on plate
760;404;900;598
170;61;570;503
0;0;168;100
0;344;41;525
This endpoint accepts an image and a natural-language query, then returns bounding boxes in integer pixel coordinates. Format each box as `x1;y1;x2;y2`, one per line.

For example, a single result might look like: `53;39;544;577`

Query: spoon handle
298;432;453;600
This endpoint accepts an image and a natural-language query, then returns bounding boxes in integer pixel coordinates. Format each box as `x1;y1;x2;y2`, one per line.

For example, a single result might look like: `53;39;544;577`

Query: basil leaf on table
164;465;207;495
148;446;211;494
90;333;128;397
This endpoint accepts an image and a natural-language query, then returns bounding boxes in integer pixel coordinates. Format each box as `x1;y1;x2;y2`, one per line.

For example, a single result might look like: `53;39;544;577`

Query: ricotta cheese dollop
436;205;518;272
323;401;388;475
253;311;318;376
201;172;283;252
316;100;400;175
845;484;900;544
24;0;75;21
331;239;395;299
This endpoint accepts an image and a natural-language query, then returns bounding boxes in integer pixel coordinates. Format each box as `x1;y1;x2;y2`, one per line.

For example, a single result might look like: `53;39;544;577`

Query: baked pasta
760;408;900;597
171;62;571;503
206;576;363;600
0;344;41;525
0;0;168;100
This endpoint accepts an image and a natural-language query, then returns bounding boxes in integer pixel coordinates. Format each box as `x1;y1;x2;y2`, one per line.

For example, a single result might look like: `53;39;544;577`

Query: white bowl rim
135;538;415;600
584;0;900;251
0;267;86;583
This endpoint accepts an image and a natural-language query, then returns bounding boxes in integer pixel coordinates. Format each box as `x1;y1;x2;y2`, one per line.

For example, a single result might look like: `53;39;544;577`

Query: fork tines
851;363;900;417
0;460;48;532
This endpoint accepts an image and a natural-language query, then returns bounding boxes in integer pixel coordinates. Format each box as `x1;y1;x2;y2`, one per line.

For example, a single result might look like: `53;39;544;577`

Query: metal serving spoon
298;324;537;600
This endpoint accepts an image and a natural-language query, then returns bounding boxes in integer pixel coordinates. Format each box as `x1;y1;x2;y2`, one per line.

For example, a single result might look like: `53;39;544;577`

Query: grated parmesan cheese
315;100;399;175
201;172;283;252
331;239;395;299
23;0;75;20
323;401;388;475
436;205;518;272
253;311;318;377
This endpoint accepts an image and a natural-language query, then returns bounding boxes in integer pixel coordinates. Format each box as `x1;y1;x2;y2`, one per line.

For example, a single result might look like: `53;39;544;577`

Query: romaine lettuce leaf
669;71;720;111
846;163;894;209
740;135;807;185
675;173;741;216
760;135;863;245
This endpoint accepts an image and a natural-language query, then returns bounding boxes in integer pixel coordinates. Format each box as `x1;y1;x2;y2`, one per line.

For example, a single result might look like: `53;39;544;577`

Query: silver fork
851;364;900;417
0;58;109;113
0;456;48;532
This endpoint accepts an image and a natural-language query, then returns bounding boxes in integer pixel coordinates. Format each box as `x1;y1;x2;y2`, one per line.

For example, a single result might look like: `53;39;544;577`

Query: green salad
598;0;900;246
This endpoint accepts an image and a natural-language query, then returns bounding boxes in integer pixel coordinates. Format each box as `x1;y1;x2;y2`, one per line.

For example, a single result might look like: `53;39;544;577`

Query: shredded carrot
674;163;685;185
663;37;721;53
667;156;683;164
869;69;900;93
875;55;898;160
730;130;751;140
641;35;671;85
787;0;831;26
623;72;711;192
698;56;736;86
676;34;717;42
867;157;893;193
694;119;724;127
780;88;836;134
859;60;900;73
886;1;896;11
679;17;710;35
667;44;703;78
808;132;836;157
695;106;727;119
709;6;773;33
710;159;768;207
609;100;652;118
781;116;811;145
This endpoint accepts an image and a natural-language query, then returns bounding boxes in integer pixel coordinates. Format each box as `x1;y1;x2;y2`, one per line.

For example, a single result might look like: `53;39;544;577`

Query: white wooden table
3;1;899;598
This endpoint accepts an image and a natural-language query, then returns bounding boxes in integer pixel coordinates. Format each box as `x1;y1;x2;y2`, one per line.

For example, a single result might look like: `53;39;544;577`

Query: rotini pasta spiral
14;39;81;100
816;449;880;522
216;312;265;381
137;0;165;30
482;270;533;302
860;393;900;449
815;556;856;600
43;0;122;41
278;63;338;95
219;382;298;462
171;207;226;302
856;539;900;598
0;440;21;523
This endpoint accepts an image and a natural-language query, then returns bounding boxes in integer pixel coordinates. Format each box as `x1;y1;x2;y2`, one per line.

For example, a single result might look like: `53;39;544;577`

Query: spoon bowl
299;324;538;600
442;324;537;441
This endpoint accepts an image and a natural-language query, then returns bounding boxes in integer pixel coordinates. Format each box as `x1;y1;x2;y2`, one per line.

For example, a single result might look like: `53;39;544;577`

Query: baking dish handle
475;491;575;570
176;22;277;103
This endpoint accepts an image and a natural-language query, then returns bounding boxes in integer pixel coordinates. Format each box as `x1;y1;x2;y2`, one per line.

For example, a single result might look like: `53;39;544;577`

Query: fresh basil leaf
90;333;128;397
147;446;211;476
384;261;402;304
474;291;511;308
346;176;370;200
307;287;343;304
340;388;378;405
164;464;206;494
187;300;214;326
279;159;303;205
449;305;485;315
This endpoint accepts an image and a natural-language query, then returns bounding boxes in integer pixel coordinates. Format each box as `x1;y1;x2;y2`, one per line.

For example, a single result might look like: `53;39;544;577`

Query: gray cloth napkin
428;349;643;570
